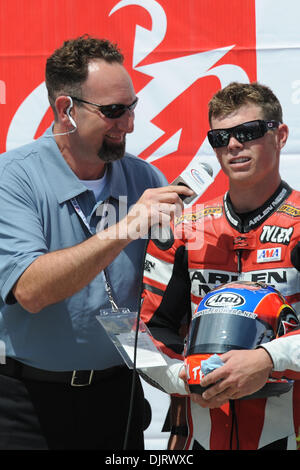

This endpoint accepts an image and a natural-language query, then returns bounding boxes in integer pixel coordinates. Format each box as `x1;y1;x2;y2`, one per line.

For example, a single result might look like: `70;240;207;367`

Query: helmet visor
186;309;275;355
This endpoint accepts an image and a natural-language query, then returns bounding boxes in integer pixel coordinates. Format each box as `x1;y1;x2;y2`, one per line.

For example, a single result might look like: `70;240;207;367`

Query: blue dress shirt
0;127;167;371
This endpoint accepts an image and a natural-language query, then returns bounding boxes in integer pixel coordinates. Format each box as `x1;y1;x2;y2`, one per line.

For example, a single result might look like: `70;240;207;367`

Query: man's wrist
257;345;274;372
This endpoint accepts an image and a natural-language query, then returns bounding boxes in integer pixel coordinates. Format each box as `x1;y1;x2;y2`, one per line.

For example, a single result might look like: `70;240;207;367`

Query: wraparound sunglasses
207;119;280;148
70;96;138;119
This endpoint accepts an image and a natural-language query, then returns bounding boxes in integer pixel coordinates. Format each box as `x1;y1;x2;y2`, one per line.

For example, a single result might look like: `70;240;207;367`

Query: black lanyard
70;197;118;311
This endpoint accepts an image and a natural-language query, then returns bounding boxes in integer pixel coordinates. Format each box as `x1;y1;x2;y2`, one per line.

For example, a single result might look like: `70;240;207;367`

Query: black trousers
0;368;145;450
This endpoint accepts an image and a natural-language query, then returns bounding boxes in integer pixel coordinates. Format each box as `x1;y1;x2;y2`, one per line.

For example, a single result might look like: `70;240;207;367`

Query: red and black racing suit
141;181;300;450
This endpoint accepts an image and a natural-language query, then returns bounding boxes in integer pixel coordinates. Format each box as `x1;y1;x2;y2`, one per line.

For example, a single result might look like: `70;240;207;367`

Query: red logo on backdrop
0;0;256;200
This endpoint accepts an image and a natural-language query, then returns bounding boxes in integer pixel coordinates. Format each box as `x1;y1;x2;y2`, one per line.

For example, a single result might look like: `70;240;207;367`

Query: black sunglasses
70;96;138;119
207;119;280;148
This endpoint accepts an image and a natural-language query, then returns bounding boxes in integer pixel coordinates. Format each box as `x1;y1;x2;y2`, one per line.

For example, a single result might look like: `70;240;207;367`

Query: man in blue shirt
0;35;191;450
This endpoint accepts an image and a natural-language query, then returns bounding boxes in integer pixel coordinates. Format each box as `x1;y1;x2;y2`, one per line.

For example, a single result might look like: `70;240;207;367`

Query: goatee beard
97;138;126;163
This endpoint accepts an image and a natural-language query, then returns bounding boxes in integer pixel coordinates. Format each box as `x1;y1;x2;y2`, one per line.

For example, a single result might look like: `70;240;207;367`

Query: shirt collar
224;180;292;233
106;158;128;201
40;126;129;204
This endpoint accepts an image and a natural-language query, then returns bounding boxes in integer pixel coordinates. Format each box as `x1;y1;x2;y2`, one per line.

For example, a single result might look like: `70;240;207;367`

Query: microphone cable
123;237;150;450
123;162;213;448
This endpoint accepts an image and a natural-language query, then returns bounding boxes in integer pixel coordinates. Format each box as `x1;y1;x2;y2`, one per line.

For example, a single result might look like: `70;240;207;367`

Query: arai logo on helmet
204;292;246;308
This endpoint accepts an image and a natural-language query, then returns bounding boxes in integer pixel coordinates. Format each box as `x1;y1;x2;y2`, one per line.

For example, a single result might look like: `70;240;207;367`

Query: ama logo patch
257;247;282;263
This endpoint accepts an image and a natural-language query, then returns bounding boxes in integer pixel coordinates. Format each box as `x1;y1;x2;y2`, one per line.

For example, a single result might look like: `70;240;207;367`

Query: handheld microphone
150;161;214;241
171;161;213;206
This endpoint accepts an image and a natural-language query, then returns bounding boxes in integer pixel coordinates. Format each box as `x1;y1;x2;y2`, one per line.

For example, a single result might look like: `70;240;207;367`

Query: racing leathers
140;180;300;450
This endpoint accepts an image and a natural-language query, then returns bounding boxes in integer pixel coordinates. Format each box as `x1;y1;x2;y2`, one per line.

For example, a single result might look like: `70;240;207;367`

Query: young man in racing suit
140;82;300;450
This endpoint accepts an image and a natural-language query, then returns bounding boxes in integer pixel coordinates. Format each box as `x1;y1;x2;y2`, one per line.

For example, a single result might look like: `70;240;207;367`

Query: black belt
0;357;125;387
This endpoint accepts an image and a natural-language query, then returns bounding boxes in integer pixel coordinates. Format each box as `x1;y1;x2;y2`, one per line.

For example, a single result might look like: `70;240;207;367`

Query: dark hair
208;82;283;125
45;34;124;109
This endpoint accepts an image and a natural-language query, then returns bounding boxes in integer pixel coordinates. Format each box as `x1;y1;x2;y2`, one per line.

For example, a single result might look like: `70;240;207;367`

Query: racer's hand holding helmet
184;281;299;399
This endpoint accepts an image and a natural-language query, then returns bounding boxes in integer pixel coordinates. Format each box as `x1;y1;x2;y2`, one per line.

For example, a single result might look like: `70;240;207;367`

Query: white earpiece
45;96;78;138
66;96;77;128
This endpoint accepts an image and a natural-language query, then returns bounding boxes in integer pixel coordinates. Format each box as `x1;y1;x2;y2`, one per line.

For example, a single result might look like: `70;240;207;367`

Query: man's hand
118;185;193;240
14;184;192;313
180;348;274;408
